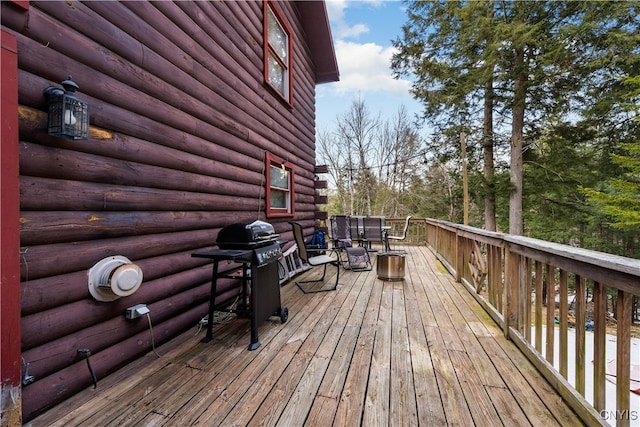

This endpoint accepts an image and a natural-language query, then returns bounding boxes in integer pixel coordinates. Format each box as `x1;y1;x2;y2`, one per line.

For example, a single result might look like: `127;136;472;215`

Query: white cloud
329;40;411;98
325;0;347;22
316;0;419;130
323;1;413;100
326;0;369;39
337;22;369;39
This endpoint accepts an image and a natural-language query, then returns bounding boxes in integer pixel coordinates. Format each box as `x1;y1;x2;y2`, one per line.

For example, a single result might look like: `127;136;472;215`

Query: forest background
318;0;640;259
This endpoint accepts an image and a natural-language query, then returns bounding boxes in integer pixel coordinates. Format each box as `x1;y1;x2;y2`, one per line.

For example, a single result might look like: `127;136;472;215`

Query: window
264;2;292;103
265;152;295;218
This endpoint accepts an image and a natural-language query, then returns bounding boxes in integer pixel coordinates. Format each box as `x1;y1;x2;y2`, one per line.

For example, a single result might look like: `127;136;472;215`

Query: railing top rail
426;218;640;292
505;234;640;278
425;218;505;239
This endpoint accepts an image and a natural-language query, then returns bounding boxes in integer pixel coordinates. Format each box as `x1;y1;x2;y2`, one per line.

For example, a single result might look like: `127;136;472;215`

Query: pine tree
392;0;640;238
583;76;640;232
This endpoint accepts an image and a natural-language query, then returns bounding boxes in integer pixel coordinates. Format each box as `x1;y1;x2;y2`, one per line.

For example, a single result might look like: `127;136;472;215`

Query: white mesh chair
385;215;412;252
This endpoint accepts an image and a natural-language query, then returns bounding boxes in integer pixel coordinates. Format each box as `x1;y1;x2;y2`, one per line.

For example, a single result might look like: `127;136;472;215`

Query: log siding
1;0;337;421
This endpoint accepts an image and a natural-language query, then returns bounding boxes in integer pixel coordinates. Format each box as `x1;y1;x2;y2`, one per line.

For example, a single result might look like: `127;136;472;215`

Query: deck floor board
29;246;584;427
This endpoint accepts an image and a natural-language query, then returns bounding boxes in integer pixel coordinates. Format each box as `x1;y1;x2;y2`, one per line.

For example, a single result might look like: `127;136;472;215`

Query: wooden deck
29;246;583;426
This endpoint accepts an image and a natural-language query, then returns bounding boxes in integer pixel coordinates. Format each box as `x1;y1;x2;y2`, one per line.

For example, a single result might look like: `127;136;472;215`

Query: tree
583;141;640;230
392;0;501;230
391;1;635;235
375;106;423;216
335;96;379;215
317;129;350;214
582;76;640;234
523;122;602;243
318;100;425;218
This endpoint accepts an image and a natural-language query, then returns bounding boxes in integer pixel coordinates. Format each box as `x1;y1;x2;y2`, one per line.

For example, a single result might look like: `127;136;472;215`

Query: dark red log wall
1;0;324;420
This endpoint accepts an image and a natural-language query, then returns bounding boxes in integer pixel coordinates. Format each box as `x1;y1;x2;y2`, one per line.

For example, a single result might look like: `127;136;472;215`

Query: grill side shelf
192;249;253;263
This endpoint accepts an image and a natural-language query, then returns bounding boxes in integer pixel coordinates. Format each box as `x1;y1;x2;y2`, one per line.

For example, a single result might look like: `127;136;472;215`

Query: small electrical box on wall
125;304;149;320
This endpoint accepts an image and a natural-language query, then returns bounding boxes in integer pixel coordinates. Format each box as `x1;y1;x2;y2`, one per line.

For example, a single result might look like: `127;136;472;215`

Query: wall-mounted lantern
44;75;89;140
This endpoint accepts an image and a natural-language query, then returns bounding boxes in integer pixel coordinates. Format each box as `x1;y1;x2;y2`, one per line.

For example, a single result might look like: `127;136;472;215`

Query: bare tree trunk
510;48;526;236
317;130;348;213
335;97;378;215
483;78;496;231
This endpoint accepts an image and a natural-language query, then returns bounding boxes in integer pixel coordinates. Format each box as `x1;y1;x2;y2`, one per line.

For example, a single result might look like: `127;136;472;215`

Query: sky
315;0;424;134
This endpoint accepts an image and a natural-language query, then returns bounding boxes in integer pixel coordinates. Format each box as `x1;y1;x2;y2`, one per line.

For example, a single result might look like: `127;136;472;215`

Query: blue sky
316;0;424;134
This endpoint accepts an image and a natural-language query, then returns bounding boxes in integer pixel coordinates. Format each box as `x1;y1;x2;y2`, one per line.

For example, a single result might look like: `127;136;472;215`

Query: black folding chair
363;216;385;252
349;215;366;246
289;222;340;293
330;215;371;271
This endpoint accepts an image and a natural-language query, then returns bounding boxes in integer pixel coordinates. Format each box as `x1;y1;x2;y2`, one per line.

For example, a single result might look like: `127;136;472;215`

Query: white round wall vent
88;256;143;302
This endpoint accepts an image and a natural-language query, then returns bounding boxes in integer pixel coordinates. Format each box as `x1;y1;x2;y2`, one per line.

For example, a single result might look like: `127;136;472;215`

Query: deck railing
424;219;640;427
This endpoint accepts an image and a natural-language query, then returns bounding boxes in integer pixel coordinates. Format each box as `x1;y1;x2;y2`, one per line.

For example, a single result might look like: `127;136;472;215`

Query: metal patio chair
363;216;385;252
330;215;372;271
384;215;412;252
289;222;340;293
349;215;366;247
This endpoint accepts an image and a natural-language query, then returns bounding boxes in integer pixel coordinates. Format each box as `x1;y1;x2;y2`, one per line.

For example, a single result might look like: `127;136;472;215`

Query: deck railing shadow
424;219;640;427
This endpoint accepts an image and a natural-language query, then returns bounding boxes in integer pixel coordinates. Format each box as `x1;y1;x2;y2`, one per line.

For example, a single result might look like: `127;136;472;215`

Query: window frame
265;152;295;218
263;1;293;105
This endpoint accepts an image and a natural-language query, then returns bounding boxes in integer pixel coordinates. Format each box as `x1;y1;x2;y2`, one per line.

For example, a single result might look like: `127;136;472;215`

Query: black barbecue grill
217;220;279;248
192;220;288;350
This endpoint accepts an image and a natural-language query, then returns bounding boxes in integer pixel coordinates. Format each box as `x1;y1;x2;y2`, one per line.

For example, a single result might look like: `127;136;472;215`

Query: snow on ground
533;326;640;427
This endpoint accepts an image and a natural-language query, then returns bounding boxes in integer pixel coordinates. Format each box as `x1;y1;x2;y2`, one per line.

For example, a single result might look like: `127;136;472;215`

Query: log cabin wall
1;0;336;421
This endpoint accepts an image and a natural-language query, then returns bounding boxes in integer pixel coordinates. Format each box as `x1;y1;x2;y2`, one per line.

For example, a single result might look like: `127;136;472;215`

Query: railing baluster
559;269;568;379
574;274;586;396
535;261;543;353
505;246;519;337
518;255;527;335
490;244;503;312
525;257;532;342
487;245;498;307
616;289;632;427
546;264;556;365
593;281;606;412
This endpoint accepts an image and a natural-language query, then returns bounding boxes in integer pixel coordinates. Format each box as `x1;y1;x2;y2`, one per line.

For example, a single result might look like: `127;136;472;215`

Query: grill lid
216;220;279;248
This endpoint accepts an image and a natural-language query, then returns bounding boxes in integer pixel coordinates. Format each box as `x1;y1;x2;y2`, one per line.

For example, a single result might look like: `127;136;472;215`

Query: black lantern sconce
44;76;89;140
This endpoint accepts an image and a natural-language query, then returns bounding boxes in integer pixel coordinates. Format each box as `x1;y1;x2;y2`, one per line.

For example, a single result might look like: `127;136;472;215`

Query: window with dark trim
265;152;295;218
264;1;292;104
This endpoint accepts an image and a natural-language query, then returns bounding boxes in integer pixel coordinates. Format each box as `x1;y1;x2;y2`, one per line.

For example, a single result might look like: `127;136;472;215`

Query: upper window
264;2;292;104
265;152;295;218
